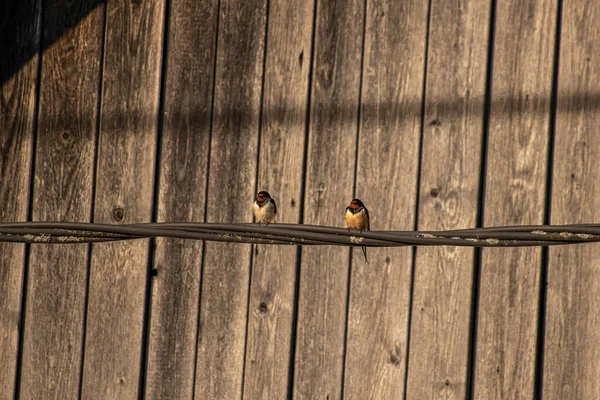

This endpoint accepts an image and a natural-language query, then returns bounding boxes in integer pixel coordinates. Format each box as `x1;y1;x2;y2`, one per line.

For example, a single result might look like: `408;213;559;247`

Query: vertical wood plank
20;1;104;398
474;0;557;397
144;0;218;399
0;0;40;395
241;0;314;398
292;0;364;398
406;0;489;397
544;1;600;398
342;0;428;398
193;0;266;397
81;0;165;398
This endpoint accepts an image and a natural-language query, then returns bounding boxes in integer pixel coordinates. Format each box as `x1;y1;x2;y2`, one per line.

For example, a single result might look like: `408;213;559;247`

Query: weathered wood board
144;0;218;399
544;0;600;398
20;1;104;398
406;0;490;397
342;0;428;398
3;0;600;397
292;0;364;398
0;0;40;395
193;0;266;398
81;0;164;398
475;0;557;397
241;0;314;398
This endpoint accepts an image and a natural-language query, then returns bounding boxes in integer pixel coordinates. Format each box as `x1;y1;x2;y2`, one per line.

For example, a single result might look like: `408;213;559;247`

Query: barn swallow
345;198;369;263
252;191;277;225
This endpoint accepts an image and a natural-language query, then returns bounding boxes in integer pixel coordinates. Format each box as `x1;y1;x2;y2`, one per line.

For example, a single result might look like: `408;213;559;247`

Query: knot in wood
258;301;269;313
112;207;125;222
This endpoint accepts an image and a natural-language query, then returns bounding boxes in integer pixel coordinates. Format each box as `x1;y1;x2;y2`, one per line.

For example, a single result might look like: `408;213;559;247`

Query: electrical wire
0;221;598;247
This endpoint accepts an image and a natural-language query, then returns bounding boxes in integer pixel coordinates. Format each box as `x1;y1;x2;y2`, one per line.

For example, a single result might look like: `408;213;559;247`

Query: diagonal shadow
2;0;600;130
0;0;103;86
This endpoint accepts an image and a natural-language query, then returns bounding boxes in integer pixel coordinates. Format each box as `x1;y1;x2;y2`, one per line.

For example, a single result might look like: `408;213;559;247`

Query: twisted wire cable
0;221;599;247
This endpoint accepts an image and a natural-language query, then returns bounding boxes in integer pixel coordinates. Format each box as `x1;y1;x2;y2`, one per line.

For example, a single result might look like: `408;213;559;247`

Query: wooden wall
1;0;600;398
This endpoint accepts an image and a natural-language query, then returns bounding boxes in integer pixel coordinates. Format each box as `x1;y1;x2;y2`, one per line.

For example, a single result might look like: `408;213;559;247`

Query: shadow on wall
0;0;103;86
2;0;599;125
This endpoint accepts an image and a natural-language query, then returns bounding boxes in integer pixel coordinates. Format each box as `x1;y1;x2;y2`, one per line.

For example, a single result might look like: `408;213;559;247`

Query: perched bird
252;191;277;225
345;198;370;263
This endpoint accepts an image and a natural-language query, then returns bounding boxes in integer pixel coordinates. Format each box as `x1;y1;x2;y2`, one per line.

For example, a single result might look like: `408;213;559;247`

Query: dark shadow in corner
0;0;103;86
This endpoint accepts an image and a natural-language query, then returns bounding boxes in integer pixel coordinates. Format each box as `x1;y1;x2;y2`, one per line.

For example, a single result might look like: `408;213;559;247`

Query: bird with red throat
345;198;370;263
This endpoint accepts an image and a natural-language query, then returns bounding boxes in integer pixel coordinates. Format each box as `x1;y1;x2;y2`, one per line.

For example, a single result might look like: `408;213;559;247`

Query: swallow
252;191;277;225
345;198;370;263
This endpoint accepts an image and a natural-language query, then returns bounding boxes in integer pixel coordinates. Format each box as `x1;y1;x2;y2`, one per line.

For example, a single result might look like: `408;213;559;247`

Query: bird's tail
361;246;369;264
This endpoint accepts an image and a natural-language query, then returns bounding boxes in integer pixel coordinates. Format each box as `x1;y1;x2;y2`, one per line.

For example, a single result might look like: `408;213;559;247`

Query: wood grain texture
0;0;40;395
406;0;489;398
81;0;164;398
292;0;364;398
474;0;557;397
544;0;600;398
241;0;314;398
193;0;266;397
342;0;427;399
144;1;218;399
20;1;104;398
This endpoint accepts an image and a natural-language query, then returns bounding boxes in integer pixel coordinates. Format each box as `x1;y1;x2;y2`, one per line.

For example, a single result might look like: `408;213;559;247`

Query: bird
345;198;370;263
252;191;277;225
